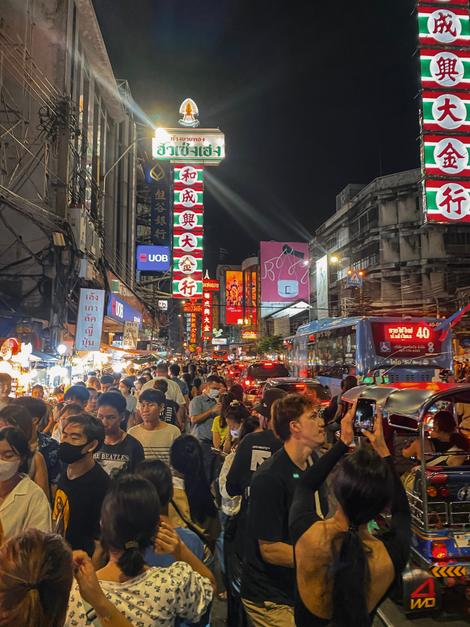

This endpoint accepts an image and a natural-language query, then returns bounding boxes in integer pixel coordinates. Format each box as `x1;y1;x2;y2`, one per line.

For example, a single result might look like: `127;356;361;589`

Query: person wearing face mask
52;412;109;557
0;426;51;541
189;375;225;446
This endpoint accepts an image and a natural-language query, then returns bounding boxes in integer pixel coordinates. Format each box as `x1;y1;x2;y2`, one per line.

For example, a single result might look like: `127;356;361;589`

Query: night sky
93;0;420;268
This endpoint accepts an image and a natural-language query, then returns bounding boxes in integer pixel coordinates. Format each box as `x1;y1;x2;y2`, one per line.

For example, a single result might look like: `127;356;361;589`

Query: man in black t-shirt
94;392;145;476
53;412;110;557
241;394;327;627
153;379;180;427
226;387;286;499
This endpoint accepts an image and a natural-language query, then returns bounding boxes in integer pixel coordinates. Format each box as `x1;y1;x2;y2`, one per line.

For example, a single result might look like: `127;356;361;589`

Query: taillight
245;379;252;386
427;486;438;498
429;473;448;485
295;384;305;390
320;400;330;406
438;487;450;498
431;541;448;561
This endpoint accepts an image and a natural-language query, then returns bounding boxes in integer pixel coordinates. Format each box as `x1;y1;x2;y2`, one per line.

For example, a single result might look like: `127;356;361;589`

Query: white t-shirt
141;377;185;406
127;423;180;465
0;474;52;540
65;562;213;627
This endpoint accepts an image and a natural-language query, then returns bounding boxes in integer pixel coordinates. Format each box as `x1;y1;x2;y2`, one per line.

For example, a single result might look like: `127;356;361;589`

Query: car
263;377;331;405
241;361;290;402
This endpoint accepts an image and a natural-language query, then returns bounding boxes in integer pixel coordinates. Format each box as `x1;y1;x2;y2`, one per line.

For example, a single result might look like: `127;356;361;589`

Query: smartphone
354;399;376;435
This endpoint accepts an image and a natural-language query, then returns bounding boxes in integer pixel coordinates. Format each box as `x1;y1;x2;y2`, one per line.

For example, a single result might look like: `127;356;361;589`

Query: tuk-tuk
342;382;470;616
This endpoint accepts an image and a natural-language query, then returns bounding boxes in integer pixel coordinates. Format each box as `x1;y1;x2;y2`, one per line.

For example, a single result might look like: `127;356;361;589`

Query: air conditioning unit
92;231;102;259
68;207;87;251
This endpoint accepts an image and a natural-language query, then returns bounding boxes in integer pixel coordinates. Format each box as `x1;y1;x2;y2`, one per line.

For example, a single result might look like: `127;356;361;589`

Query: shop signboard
152;128;225;165
417;0;470;224
172;164;204;298
153;101;225;298
107;294;142;326
202;290;213;342
75;288;105;351
136;245;171;272
123;321;140;349
260;241;310;308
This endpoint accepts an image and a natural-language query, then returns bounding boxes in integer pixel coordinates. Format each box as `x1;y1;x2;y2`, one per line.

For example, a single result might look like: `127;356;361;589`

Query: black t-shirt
161;400;179;426
226;430;282;498
94;433;145;476
53;463;110;556
241;447;307;606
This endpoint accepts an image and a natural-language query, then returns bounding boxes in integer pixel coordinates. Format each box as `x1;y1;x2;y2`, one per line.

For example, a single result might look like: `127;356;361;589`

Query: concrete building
309;169;470;320
0;0;148;350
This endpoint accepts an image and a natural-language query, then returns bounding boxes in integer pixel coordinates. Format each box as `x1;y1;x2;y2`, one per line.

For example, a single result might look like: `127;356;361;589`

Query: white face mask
207;388;220;399
0;458;20;482
230;428;240;438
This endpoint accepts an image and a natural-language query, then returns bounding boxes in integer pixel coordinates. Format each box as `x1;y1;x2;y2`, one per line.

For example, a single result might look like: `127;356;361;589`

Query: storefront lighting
57;344;67;355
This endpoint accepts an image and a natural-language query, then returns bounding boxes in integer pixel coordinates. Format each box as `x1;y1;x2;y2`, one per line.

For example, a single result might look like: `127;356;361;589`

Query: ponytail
117;543;145;578
331;528;370;627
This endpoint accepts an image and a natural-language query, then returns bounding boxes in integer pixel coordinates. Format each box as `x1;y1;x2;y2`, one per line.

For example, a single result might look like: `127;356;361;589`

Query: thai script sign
75;289;105;351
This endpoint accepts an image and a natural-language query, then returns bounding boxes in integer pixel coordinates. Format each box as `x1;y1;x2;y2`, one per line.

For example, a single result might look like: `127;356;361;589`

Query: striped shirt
127;423;180;465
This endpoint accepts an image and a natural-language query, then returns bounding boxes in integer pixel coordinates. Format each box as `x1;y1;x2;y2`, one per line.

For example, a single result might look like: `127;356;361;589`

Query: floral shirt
65;562;213;627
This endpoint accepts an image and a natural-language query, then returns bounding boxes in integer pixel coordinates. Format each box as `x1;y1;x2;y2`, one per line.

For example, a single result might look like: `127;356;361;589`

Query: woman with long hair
289;403;411;627
170;435;220;549
66;474;213;626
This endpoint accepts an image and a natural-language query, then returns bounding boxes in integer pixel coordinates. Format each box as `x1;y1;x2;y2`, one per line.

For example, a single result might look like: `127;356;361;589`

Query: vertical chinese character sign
173;164;204;297
75;289;105;351
202;277;219;343
418;0;470;222
152;100;225;298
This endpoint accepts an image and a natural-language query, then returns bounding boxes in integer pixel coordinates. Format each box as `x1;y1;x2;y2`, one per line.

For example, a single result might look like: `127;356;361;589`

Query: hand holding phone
354;399;376;435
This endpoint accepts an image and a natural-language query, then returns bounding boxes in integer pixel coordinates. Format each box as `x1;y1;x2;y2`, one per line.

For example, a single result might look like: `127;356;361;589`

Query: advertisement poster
225;270;243;325
260;241;310;304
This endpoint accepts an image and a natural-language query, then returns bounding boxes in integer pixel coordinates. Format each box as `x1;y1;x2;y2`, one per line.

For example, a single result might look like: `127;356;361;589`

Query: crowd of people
0;357;467;626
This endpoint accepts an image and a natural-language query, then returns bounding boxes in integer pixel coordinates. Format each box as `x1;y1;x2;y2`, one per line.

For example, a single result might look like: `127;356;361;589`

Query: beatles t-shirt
94;433;145;476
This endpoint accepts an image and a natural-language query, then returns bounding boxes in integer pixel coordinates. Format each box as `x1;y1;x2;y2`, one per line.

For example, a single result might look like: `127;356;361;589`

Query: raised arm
289;401;356;545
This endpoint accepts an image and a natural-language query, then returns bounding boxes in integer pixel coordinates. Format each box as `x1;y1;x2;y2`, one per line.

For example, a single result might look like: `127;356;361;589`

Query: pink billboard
260;241;310;304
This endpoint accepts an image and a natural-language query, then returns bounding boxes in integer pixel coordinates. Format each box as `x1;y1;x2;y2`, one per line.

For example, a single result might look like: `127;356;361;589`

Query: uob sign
136;245;171;272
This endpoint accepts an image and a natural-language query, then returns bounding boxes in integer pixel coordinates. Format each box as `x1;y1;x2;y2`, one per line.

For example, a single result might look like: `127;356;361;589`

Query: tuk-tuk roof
342;382;470;424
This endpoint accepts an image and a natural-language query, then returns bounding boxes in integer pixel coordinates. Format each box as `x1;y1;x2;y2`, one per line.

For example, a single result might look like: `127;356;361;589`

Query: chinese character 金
436;141;465;169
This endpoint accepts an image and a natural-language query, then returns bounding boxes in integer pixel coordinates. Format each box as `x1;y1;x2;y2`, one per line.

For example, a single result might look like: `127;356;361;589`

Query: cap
254;387;287;419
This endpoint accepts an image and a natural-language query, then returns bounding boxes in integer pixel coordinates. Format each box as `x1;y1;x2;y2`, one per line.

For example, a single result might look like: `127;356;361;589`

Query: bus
287;316;453;397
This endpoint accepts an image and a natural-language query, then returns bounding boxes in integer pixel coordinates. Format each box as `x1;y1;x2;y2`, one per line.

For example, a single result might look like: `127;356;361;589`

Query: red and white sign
202;291;213;342
417;0;470;224
172;164;204;297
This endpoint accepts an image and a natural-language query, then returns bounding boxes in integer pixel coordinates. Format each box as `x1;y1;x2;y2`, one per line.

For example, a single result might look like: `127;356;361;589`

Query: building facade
309;169;470;320
0;0;149;351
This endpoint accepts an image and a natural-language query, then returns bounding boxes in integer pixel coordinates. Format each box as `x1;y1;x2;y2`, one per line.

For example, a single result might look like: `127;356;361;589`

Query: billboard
75;288;105;351
417;1;470;223
225;270;243;325
260;241;310;305
136;245;171;272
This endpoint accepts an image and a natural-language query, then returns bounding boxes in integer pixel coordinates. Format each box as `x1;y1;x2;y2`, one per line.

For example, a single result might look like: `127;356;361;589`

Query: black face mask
58;441;91;464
